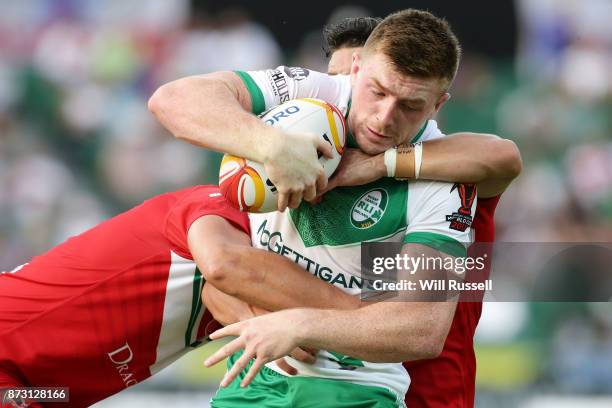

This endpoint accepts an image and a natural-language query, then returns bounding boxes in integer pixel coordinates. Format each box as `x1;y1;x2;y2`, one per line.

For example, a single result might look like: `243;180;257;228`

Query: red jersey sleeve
164;186;250;258
0;369;44;407
471;194;501;243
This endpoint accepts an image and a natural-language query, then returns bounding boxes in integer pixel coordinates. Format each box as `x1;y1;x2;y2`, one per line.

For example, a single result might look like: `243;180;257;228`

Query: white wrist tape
383;147;397;177
413;142;423;179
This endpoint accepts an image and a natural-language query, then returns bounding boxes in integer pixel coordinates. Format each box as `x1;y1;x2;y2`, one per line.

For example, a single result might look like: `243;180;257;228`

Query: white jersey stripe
150;251;199;375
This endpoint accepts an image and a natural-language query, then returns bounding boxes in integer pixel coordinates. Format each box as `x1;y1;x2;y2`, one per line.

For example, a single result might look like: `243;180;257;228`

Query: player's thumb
316;138;334;160
317;175;337;197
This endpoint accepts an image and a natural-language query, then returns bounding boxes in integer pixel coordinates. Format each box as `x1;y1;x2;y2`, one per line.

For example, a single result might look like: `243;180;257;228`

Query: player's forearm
202;283;257;326
296;245;460;362
204;243;361;312
335;133;521;197
294;300;456;362
371;133;521;184
148;72;277;162
419;133;522;183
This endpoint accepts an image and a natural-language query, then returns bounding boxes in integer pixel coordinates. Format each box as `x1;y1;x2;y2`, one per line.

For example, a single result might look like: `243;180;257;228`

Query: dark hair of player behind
322;17;382;57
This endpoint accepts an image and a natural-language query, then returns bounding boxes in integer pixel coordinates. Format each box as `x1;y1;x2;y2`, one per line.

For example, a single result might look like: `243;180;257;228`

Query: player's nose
375;98;397;130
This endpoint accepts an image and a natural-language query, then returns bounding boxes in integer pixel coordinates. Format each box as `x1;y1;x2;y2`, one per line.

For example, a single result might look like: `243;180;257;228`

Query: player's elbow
418;333;446;359
200;244;240;296
148;81;174;120
148;80;184;137
200;244;261;296
396;321;447;361
370;332;445;362
492;138;523;180
148;76;215;141
379;336;444;362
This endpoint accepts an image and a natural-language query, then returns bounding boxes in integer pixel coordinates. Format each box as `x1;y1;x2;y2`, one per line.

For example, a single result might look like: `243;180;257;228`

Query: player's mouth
367;127;391;140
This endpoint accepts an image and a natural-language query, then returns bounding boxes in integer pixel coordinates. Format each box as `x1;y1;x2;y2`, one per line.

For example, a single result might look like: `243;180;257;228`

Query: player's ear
350;52;361;85
352;52;362;74
433;92;451;114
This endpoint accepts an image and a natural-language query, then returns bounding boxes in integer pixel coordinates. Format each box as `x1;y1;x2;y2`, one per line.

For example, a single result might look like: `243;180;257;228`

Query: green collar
410;121;428;143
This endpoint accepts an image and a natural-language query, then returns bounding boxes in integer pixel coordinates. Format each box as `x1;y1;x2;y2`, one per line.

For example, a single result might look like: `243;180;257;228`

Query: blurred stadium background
0;0;610;407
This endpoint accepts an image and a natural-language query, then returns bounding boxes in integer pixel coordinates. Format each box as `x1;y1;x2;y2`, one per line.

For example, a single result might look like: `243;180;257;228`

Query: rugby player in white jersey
149;9;520;407
317;17;516;408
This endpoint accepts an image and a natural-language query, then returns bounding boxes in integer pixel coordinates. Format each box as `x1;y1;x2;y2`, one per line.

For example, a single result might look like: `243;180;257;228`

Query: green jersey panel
290;178;408;247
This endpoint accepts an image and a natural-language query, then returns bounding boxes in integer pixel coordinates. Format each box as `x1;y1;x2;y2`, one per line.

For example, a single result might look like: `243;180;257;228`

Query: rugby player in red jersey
0;185;360;407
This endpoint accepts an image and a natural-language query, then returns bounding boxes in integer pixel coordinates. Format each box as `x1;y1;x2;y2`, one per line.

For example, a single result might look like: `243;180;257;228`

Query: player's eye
371;88;385;98
401;103;420;112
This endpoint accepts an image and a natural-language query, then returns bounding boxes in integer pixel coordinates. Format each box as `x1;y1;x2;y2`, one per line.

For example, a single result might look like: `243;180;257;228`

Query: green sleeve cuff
403;231;467;258
234;71;266;115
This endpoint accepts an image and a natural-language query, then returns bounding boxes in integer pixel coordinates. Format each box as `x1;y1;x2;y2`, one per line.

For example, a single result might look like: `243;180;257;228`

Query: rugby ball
219;98;346;213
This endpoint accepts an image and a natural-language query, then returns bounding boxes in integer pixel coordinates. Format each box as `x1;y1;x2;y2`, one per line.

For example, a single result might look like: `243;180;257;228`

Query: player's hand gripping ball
219;98;346;212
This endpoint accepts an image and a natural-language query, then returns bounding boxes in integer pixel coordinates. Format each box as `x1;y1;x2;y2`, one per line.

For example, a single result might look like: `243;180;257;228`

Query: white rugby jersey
237;67;477;403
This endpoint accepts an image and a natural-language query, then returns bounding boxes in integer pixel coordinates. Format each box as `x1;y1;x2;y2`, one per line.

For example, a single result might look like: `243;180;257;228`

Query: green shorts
210;350;400;408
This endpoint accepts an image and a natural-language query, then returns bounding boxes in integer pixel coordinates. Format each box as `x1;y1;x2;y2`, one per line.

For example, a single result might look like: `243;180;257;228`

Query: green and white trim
150;251;205;375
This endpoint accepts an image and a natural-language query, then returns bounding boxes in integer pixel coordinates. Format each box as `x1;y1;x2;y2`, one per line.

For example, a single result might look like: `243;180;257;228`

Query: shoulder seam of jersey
234;71;265;115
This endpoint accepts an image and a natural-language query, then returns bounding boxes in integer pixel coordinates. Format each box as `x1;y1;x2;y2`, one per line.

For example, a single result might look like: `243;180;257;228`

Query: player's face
347;51;450;154
328;47;359;75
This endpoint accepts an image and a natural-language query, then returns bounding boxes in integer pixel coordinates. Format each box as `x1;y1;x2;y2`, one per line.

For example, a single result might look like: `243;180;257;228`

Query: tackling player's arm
417;133;521;197
202;280;319;369
204;177;476;386
188;215;360;313
148;72;331;209
191;214;357;369
200;280;260;327
204;243;461;387
321;132;522;199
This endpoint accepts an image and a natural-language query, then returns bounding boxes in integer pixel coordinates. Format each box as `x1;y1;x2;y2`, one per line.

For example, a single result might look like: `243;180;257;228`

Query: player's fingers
316;170;328;193
288;190;303;209
277;191;290;212
289;347;316;364
209;322;242;341
302;347;319;355
303;183;317;202
221;348;254;387
318;175;338;196
241;357;267;387
317;138;334;160
204;337;244;368
309;196;323;205
275;358;297;376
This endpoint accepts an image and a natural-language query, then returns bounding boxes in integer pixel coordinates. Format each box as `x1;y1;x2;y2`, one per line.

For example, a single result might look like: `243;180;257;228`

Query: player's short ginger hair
363;9;461;90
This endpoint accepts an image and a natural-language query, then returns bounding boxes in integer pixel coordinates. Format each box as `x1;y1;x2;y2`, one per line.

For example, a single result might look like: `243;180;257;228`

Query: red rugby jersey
0;186;249;407
404;195;500;408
